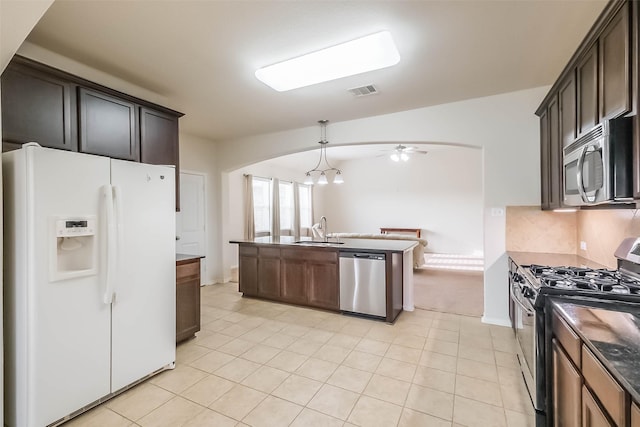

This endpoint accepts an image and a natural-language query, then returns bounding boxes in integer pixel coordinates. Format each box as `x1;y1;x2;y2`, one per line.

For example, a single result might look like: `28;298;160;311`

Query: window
250;176;313;237
252;177;271;236
279;181;294;235
298;184;313;232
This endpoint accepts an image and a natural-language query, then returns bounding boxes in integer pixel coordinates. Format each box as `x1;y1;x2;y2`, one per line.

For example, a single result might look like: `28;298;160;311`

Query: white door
25;147;111;426
176;172;206;256
109;160;176;391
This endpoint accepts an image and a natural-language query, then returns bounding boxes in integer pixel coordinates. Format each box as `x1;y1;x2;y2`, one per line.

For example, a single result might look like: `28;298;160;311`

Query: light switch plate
491;207;505;217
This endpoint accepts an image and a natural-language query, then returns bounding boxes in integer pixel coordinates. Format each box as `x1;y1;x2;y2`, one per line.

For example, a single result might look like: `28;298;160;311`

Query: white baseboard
481;315;511;327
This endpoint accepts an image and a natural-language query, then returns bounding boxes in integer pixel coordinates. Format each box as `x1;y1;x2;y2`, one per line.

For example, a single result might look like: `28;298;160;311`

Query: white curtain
293;182;300;238
309;185;315;237
243;174;255;240
271;178;281;238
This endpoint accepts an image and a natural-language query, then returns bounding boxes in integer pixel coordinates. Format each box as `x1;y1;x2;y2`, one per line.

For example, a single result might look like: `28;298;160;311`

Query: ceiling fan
384;144;428;162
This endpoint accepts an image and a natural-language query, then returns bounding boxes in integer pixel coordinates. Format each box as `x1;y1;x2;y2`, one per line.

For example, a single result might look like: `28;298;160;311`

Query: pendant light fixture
304;120;343;185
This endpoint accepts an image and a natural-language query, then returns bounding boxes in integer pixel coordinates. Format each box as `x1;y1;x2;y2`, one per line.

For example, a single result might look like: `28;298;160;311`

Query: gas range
509;237;640;425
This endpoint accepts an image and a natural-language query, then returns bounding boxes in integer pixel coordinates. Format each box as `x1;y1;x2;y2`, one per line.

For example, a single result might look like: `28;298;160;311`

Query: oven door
510;280;538;409
563;137;608;206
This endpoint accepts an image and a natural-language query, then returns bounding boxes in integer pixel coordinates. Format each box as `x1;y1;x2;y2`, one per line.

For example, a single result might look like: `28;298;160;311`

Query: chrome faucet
320;216;328;242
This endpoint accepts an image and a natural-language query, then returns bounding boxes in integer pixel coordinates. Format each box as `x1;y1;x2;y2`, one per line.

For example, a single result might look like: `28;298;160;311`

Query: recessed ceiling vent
348;84;379;97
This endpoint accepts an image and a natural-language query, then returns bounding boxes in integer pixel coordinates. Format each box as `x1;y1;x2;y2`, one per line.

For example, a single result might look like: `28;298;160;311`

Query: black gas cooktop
527;264;640;295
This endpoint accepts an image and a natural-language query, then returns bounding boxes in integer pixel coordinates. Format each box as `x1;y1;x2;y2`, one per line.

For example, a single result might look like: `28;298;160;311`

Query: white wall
216;87;545;325
314;147;483;255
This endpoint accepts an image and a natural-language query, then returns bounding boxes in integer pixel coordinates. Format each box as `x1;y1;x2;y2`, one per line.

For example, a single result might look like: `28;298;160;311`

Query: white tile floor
66;283;535;427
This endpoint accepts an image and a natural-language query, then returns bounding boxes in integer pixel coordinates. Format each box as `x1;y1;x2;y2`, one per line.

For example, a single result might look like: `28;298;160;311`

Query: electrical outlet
580;241;587;251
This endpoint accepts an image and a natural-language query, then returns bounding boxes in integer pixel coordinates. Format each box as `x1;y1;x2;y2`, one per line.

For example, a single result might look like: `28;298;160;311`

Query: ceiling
262;143;445;171
25;0;607;142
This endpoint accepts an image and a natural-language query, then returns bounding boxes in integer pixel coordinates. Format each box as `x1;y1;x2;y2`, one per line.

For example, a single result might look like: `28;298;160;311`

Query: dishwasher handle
340;252;385;261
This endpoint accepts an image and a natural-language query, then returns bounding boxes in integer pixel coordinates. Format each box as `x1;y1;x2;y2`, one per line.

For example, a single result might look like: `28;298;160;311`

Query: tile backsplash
506;205;640;269
506;206;577;254
577;208;640;268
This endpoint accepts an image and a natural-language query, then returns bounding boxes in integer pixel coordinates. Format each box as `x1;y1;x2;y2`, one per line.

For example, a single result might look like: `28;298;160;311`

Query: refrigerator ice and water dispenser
51;216;97;281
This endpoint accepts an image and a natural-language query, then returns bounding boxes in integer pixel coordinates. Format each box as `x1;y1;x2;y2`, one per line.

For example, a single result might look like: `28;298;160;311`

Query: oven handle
510;281;535;316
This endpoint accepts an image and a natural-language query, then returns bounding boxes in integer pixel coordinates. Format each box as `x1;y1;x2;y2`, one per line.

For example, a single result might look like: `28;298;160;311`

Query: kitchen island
230;236;417;323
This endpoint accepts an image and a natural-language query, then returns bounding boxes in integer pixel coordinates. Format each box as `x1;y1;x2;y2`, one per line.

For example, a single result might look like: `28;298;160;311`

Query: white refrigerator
3;144;176;427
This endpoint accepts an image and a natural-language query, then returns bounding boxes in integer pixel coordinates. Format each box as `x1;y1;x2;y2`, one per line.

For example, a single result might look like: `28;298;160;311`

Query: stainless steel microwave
563;117;633;206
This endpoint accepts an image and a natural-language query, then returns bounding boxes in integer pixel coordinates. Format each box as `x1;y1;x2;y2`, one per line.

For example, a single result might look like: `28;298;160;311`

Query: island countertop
229;235;418;252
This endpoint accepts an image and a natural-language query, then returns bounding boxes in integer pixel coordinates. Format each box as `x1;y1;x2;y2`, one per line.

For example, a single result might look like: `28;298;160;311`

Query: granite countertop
176;253;205;262
508;251;608;270
229;235;418;252
551;298;640;403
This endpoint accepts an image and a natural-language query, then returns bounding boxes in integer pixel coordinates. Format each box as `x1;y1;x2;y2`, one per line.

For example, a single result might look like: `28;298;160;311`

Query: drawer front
177;260;200;281
632;402;640;427
281;248;337;263
582;345;627;426
582;386;614;427
553;310;582;368
239;245;258;257
259;247;281;258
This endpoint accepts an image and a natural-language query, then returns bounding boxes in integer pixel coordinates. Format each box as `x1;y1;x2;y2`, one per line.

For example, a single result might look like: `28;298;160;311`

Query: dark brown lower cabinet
553;338;582;426
281;259;308;304
237;244;339;311
258;248;281;299
583;386;614;427
176;257;202;343
582;344;628;426
307;262;339;310
239;246;258;296
552;305;635;427
631;402;640;427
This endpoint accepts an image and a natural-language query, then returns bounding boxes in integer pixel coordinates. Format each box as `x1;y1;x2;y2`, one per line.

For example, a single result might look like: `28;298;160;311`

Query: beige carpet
413;266;484;317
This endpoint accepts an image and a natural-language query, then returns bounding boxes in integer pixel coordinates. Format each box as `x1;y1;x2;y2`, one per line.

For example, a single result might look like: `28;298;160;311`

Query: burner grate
527;264;640;295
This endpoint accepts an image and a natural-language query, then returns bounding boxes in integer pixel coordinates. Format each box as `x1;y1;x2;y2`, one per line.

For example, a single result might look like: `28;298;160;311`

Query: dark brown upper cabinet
140;107;180;210
599;2;631;120
78;88;139;161
540;109;551;210
548;97;562;209
1;62;76;151
539;98;563;210
536;0;637;206
1;56;183;209
559;72;577;148
577;43;599;136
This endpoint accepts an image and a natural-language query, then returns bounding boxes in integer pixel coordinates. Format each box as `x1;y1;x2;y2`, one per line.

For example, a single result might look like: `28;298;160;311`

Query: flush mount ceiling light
304;120;343;185
255;31;400;91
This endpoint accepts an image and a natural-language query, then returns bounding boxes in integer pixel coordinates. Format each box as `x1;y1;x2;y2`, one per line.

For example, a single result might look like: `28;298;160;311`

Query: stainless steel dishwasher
339;252;386;318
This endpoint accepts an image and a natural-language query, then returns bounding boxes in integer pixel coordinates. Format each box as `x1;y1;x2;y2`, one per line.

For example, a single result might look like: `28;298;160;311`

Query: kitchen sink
294;240;345;245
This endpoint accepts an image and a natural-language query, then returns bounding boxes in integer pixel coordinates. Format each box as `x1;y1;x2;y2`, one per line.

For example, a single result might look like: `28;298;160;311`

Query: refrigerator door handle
103;185;116;304
113;185;124;302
